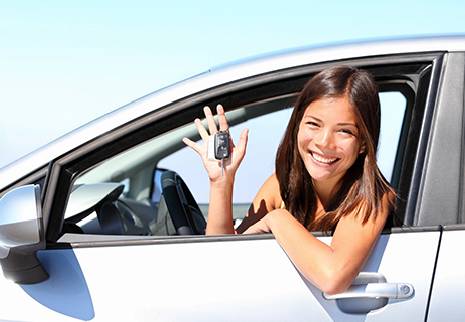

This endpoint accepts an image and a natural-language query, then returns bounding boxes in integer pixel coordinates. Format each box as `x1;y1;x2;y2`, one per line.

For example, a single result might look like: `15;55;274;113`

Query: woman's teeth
311;152;338;164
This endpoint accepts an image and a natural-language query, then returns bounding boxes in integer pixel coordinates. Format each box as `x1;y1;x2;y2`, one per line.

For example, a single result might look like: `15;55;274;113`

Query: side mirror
0;185;48;284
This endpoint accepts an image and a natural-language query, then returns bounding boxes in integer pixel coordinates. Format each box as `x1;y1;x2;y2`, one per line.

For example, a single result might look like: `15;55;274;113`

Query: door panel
0;231;439;321
427;228;465;322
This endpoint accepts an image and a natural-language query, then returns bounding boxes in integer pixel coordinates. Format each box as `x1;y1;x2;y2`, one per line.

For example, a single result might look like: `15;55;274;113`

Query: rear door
427;227;465;322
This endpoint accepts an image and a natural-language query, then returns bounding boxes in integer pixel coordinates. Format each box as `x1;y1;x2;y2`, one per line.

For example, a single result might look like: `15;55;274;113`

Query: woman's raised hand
182;105;248;183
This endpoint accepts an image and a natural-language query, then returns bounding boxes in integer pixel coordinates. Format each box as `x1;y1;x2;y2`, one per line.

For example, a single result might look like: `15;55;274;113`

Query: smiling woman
184;65;395;294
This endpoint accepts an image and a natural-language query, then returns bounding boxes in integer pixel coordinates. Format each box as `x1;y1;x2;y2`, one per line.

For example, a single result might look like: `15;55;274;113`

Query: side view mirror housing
0;184;48;284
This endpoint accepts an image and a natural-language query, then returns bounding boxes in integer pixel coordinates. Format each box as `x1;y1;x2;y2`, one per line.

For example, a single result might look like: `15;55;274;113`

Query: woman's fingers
217;105;229;132
194;118;209;141
235;128;249;161
201;105;228;136
182;137;202;155
204;106;218;135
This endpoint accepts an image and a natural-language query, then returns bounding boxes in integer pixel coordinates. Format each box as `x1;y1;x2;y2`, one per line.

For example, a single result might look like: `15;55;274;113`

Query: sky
1;0;465;168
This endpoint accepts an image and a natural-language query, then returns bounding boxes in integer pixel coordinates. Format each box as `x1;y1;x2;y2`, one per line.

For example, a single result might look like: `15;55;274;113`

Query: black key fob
214;131;230;159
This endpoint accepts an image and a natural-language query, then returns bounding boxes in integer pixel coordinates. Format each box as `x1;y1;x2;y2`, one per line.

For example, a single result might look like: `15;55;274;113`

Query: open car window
63;92;408;239
56;60;430;242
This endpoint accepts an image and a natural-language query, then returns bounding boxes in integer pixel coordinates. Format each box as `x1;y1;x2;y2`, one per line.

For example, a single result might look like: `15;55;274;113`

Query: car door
0;231;439;322
0;52;447;322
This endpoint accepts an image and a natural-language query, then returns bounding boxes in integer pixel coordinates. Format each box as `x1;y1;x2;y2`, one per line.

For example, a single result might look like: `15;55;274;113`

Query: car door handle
323;282;414;300
321;272;414;314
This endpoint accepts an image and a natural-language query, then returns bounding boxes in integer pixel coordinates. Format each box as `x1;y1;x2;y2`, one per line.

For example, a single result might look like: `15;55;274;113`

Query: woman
183;66;395;295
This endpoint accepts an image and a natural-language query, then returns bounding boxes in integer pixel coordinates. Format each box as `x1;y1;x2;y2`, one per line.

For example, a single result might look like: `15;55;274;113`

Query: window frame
414;52;465;226
42;53;444;244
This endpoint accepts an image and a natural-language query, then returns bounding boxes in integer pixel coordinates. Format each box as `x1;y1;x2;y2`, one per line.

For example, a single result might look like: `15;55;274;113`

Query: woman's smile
309;150;340;165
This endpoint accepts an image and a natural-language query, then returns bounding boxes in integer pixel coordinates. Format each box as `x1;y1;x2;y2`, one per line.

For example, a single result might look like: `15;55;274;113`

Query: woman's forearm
205;178;235;235
266;210;342;292
266;209;386;295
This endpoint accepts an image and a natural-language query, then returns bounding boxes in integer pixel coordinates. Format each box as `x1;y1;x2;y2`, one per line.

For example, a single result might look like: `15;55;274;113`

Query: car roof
2;34;465;190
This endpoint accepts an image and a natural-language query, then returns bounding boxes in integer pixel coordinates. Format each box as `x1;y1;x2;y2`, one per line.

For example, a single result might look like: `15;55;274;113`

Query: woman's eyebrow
337;122;358;128
303;115;322;121
303;115;358;128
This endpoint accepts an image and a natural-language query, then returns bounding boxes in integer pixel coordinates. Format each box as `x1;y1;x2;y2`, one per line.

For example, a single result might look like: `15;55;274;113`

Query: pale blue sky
1;1;465;168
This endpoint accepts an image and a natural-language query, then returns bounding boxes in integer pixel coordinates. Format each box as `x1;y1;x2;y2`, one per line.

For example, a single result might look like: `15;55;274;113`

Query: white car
0;35;464;321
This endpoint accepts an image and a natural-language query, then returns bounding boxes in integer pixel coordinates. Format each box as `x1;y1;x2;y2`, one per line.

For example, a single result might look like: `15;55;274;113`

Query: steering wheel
161;170;206;235
97;185;147;235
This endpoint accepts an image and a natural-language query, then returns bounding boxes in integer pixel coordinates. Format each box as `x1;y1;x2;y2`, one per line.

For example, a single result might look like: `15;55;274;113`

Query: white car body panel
426;229;465;322
0;232;439;321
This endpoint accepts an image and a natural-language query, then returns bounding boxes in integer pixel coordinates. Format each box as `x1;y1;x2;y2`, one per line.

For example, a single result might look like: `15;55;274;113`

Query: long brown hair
276;66;395;232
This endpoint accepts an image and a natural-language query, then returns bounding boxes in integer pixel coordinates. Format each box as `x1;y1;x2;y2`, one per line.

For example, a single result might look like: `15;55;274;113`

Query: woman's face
297;95;363;189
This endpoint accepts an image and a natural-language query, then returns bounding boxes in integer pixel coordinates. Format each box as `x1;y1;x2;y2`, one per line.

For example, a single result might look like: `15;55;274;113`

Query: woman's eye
306;122;319;128
339;129;354;136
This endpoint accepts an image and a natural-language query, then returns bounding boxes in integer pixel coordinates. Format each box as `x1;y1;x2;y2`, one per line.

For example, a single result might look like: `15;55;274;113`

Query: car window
63;90;407;237
378;91;407;180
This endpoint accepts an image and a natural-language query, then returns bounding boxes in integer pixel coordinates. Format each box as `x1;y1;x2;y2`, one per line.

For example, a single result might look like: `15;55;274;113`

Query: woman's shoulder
236;173;283;234
249;173;283;212
262;173;283;209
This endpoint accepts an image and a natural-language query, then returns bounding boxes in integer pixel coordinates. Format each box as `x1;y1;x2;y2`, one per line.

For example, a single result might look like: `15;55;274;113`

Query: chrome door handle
323;282;414;300
321;272;415;314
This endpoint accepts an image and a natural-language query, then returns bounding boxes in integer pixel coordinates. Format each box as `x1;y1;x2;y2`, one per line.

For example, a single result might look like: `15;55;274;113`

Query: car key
215;131;230;176
208;131;230;176
214;131;230;159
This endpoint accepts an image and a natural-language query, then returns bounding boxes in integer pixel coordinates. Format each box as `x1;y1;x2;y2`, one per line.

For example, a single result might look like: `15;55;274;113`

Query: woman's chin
306;166;344;186
304;163;334;181
309;173;333;183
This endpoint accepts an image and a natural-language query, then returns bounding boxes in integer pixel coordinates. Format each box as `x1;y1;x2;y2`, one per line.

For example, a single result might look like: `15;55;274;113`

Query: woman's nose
315;129;335;149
